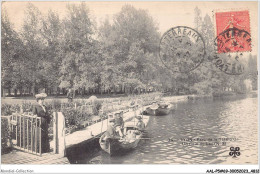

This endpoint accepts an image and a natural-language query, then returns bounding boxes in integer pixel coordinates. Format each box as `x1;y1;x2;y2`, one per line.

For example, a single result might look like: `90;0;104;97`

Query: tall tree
194;7;202;31
40;10;62;94
99;5;160;93
58;2;98;93
20;3;46;95
246;54;258;90
1;10;25;96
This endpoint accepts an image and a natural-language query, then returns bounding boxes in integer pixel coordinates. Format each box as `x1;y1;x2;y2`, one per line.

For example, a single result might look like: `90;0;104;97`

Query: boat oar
95;137;151;140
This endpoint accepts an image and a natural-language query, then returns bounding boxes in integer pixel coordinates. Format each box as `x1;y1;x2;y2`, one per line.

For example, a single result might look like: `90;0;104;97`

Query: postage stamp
159;26;206;73
211;10;251;75
215;10;251;53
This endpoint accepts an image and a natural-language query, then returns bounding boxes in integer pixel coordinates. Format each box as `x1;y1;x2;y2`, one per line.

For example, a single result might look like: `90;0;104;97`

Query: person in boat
100;118;119;149
32;92;51;153
114;111;124;137
151;101;158;108
136;116;145;131
105;118;121;139
158;103;168;109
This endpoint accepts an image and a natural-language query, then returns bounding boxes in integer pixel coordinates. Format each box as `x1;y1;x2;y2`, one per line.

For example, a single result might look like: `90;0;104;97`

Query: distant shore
2;90;257;105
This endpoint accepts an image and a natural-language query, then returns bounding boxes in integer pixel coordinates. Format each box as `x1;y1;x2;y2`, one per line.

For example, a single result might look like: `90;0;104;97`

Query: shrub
92;100;102;115
1;117;11;154
21;101;33;112
1;92;162;136
1;104;20;115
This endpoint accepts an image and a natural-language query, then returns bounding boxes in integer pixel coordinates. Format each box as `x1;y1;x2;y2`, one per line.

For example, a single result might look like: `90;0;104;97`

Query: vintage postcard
1;1;259;173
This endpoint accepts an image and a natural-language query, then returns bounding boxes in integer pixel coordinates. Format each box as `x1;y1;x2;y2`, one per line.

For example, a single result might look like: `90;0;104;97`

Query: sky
1;1;258;55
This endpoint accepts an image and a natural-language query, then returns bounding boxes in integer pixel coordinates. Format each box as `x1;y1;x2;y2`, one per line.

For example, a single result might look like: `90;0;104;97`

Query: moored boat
142;102;173;116
99;124;143;156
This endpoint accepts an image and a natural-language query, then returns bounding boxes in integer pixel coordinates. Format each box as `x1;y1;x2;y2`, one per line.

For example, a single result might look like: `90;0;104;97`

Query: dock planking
1;150;69;164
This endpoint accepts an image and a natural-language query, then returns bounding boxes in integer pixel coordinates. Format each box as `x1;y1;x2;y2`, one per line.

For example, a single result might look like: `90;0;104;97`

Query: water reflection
68;95;258;164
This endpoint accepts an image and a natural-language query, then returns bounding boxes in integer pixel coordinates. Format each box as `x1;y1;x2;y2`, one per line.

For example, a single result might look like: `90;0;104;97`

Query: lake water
67;94;258;164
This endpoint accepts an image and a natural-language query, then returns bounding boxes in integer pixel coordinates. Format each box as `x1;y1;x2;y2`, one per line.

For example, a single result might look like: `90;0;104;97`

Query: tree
194;7;202;31
1;10;24;96
58;2;98;94
40;10;63;94
20;3;46;96
246;54;258;90
98;5;160;94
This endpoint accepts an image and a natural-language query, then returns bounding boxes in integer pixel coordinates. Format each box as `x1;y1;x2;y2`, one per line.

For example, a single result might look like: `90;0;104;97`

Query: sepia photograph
0;1;259;172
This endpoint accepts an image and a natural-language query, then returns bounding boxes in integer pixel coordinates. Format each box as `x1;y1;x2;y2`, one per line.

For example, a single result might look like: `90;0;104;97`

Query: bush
1;117;11;154
1;92;162;136
92;100;102;115
21;101;33;112
1;104;20;115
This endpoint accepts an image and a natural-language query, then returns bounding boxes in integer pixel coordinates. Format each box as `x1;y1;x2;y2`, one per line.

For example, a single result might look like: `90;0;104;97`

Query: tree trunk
73;89;75;99
129;86;133;94
120;84;123;93
19;88;23;96
113;85;116;95
23;88;27;96
14;89;17;97
8;88;11;96
2;87;5;98
32;82;36;96
57;87;60;96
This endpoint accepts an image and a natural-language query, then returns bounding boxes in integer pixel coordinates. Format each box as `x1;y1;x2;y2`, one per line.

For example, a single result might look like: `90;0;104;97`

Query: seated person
158;102;168;109
103;118;119;139
108;113;114;119
136;116;145;131
114;112;124;137
101;118;121;148
151;102;158;109
125;129;136;143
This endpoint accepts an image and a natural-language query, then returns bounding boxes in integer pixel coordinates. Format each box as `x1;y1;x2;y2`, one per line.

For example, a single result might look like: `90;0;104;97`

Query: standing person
67;88;74;102
32;92;50;153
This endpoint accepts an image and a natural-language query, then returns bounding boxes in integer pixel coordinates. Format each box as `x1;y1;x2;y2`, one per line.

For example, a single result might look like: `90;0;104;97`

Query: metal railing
10;113;42;155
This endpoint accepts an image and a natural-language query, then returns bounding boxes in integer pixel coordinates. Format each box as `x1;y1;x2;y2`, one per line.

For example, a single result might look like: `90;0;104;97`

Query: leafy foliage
1;3;257;97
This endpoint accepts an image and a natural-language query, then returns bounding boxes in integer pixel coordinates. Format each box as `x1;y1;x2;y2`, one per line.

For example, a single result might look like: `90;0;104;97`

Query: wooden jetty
1;150;69;164
1;104;149;164
63;105;148;149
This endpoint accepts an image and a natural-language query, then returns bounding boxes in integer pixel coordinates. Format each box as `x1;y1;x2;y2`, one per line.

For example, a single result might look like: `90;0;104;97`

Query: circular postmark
159;26;206;73
215;27;251;53
212;28;250;75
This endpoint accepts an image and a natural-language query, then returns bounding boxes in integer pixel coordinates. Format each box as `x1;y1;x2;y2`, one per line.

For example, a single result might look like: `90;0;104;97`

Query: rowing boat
142;103;173;116
99;124;143;156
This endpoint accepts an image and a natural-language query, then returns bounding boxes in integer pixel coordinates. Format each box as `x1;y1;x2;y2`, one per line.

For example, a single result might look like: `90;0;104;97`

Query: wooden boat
99;124;143;156
142;103;173;116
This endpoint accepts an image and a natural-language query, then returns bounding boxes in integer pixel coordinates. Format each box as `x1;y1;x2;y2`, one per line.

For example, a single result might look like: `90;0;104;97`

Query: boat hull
143;105;173;116
99;133;142;156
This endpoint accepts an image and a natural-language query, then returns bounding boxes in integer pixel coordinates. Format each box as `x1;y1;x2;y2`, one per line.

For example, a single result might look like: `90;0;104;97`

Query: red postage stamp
215;10;251;53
